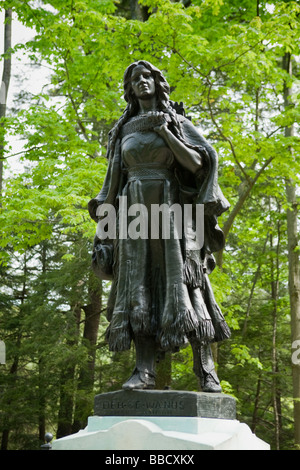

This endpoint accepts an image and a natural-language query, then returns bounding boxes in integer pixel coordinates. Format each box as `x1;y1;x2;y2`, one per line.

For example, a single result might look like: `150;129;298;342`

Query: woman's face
130;65;156;101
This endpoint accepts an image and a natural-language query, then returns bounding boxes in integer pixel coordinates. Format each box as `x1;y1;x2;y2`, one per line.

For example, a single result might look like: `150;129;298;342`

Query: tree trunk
251;376;261;433
56;366;76;439
130;0;149;21
38;242;47;444
283;52;300;448
242;232;269;338
38;358;46;444
1;253;27;450
72;278;102;433
270;221;281;450
0;353;19;450
56;303;81;439
0;8;12;199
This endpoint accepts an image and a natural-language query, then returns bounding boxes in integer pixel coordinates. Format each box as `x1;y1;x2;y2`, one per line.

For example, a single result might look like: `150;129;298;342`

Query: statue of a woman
88;61;231;392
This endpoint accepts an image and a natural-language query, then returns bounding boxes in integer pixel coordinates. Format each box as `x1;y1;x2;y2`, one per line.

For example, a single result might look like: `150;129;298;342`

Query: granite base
52;390;269;450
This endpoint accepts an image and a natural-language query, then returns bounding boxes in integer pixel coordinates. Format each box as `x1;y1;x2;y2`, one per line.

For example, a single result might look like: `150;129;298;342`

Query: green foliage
0;0;299;450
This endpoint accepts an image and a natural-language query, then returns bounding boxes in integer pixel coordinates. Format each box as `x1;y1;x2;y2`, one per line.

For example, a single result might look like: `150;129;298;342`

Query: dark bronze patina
88;61;230;392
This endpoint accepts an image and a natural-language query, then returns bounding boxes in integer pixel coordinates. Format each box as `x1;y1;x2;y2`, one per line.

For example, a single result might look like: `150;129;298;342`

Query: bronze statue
88;61;231;392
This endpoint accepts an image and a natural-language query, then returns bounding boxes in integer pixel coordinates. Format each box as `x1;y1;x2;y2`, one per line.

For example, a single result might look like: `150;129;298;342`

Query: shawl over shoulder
88;115;231;345
88;115;230;263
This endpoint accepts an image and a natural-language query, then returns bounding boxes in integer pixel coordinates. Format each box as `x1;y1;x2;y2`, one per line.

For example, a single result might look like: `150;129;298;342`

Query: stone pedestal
52;390;270;451
94;389;237;419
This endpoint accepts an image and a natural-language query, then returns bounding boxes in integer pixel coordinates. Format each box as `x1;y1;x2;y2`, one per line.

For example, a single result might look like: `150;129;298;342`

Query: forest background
0;0;300;451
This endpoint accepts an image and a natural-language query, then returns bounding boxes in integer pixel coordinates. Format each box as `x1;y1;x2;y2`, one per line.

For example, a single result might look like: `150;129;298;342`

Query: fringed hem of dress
183;257;204;289
106;324;132;352
105;306;218;352
159;308;215;351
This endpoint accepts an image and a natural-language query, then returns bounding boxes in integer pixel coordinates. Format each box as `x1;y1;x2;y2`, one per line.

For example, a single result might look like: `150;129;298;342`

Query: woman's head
108;61;184;154
123;61;170;113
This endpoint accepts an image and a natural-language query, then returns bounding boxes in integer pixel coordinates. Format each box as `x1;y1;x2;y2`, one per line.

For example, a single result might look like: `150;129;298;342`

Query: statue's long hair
108;61;185;157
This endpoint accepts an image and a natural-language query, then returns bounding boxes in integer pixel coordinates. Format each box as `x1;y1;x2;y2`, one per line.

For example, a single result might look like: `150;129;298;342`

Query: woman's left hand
153;122;169;136
153;111;170;135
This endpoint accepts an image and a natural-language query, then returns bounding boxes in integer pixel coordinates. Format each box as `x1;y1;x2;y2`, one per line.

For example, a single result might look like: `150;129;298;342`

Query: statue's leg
122;336;157;390
190;341;222;393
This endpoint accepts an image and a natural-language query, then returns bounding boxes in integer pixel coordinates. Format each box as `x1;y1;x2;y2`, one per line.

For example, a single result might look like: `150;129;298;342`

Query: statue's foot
122;368;155;390
202;373;222;393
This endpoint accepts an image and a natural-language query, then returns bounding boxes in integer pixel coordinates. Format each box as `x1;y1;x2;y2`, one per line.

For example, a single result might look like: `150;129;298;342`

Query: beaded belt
127;166;175;181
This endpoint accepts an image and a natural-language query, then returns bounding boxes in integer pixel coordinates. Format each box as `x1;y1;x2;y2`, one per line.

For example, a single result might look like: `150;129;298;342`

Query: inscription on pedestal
94;390;236;420
98;396;185;414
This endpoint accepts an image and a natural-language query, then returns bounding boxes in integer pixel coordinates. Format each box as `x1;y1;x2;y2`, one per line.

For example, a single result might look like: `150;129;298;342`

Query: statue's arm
154;122;203;174
88;141;121;221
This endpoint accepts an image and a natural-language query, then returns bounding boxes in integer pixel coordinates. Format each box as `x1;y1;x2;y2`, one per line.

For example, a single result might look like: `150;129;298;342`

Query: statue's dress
104;118;229;352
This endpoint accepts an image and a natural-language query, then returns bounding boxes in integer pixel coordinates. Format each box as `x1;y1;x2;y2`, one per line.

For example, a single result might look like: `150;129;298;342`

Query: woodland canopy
0;0;300;450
